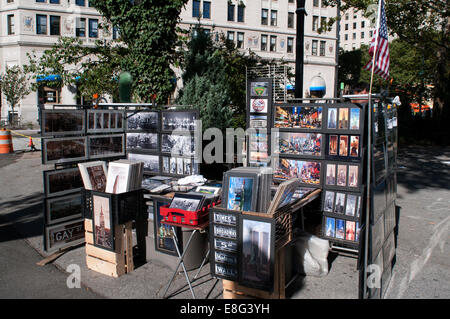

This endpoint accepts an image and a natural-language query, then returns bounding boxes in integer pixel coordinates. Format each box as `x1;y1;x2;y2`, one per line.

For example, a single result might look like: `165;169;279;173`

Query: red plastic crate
159;201;220;226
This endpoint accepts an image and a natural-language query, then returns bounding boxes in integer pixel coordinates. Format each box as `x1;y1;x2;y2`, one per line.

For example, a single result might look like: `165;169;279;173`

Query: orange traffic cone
28;137;37;152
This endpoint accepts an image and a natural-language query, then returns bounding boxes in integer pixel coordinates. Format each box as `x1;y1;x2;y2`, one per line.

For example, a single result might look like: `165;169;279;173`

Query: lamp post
295;0;307;99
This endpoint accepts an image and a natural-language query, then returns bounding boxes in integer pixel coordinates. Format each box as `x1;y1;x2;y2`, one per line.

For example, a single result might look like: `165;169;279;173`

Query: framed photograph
348;164;360;188
153;197;182;256
183;158;192;175
44;219;84;252
169;157;177;174
41;109;85;136
87;110;124;133
334;192;346;214
345;194;358;217
127;153;160;174
338;108;349;130
169;193;205;212
268;178;304;215
336;219;345;239
92;194;115;251
42;136;88;164
249;115;268;128
324;216;336;238
273;158;322;186
329;135;338;156
349;136;360;157
240;214;275;291
273;104;323;130
126;111;159;131
325;163;336;186
126;132;159;153
339;136;349;157
336;164;348;187
161;110;198;132
345;221;356;241
327;107;337;129
45;193;83;225
323;190;335;213
250;81;269;97
350;108;361;130
274;132;323;158
249;98;268;114
162;156;170;174
78;161;108;192
161;133;195;156
223;173;259;212
88;134;125;159
43;167;84;198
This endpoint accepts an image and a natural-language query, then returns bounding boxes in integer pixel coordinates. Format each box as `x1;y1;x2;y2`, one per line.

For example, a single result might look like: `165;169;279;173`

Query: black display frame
88;133;126;159
87;109;125;133
43;167;84;198
126;131;160;154
272;156;323;188
125;110;160;132
160;109;199;133
40;109;86;137
324;103;365;135
42;136;88;165
323;161;363;192
44;192;84;225
127;152;161;175
272;103;324;132
273;131;325;160
222;171;261;212
153;196;183;257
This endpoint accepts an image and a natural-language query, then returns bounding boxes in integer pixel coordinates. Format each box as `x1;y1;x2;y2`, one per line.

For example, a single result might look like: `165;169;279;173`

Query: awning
36;74;61;82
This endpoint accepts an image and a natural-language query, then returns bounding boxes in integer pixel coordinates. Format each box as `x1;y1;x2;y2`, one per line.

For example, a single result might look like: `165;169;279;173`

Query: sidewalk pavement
0;139;448;299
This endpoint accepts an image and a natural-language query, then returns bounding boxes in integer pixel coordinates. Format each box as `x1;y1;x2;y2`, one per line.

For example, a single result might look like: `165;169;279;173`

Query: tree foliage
0;65;31;116
26;0;188;104
328;0;449;130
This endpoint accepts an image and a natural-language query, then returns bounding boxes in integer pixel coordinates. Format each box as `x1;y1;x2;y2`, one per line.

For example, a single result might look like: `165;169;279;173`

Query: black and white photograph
213;211;238;226
126;111;159;131
161;133;195;156
41;109;85;136
214;225;237;239
323;190;335;213
215;264;238;279
170;157;177;174
326;163;336;185
43;137;88;164
345;194;357;217
215;251;237;265
87;110;124;133
169;193;204;212
162;156;170;173
126;132;158;152
88;134;125;159
162;110;197;131
183;158;192;175
337;164;348;187
334;193;346;214
214;238;238;252
45;193;83;225
44;168;84;198
176;157;183;175
127;153;160;174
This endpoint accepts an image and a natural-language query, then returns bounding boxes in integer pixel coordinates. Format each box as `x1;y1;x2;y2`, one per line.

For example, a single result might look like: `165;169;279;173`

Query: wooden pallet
84;219;134;277
222;246;286;299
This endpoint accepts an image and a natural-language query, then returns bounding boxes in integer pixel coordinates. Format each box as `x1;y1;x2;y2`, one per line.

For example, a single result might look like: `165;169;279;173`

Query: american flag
364;0;390;80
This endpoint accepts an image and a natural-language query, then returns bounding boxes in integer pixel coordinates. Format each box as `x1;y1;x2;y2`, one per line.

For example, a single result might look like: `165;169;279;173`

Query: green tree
0;66;31;125
26;1;188;104
327;0;449;133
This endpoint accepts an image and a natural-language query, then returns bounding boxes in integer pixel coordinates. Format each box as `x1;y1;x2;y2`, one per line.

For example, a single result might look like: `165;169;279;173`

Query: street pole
295;0;307;99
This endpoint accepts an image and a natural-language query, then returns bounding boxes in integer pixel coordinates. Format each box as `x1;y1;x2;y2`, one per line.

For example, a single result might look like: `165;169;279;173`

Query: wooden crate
84;219;134;278
222;246;286;299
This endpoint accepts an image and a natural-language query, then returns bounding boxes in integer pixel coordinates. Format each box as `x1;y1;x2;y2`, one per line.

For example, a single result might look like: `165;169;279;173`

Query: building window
237;5;245;22
288;12;294;28
313;0;319;7
237;32;244;48
228;3;235;21
192;0;200;18
7;15;14;35
369;30;373;37
287;37;294;53
7;0;14;3
352;32;356;40
36;14;47;35
312;40;318;55
321;17;327;29
38;85;61;104
345;13;349;20
270;35;277;52
203;1;211;19
361;21;365;28
50;0;60;3
112;25;119;40
344;34;348;41
321;0;327;7
50;16;60;36
353;22;357;29
320;40;326;56
289;0;294;3
345;23;348;31
36;0;45;2
89;19;98;38
76;17;86;37
261;9;268;25
261;34;267;51
270;10;277;26
227;31;234;42
312;16;319;32
76;0;85;6
361;32;365;39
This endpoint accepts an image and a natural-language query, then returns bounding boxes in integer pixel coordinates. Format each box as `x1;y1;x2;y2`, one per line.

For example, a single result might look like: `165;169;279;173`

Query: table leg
163;227;197;299
193;247;210;280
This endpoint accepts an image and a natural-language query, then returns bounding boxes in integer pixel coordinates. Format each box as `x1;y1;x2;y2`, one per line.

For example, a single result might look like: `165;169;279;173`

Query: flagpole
363;0;383;299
